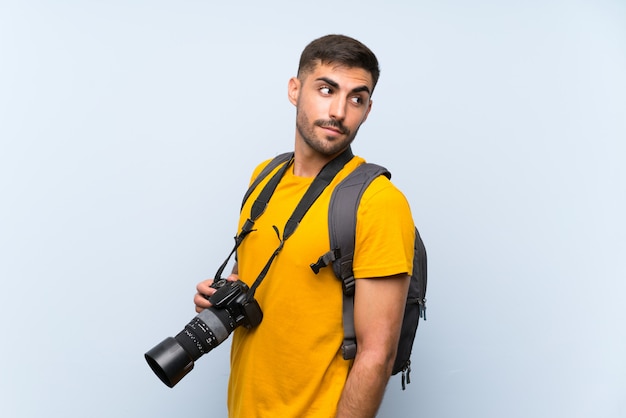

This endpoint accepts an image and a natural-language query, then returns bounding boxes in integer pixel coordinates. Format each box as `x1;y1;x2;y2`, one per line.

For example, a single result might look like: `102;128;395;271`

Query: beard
295;108;360;156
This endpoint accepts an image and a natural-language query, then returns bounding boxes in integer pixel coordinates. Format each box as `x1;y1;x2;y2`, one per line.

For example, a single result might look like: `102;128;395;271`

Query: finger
196;279;215;296
194;292;213;312
226;273;240;282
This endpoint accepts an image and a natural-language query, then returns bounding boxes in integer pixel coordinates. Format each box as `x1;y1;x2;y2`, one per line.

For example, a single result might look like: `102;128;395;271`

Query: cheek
303;97;323;114
299;100;326;123
348;109;369;127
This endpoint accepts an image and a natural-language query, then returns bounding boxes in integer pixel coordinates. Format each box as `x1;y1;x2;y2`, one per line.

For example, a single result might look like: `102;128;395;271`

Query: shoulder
352;163;415;279
360;170;411;213
250;158;273;180
248;152;292;185
336;156;412;216
351;158;414;235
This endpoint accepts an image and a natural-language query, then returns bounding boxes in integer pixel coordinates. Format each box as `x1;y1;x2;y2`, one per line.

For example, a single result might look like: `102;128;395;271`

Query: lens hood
145;337;194;388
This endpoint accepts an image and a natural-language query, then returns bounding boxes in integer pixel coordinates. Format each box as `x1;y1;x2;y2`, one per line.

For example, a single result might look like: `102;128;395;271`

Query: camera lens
144;306;237;388
177;306;236;359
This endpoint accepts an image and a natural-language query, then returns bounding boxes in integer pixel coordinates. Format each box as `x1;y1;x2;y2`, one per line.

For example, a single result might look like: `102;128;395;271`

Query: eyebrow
316;77;371;96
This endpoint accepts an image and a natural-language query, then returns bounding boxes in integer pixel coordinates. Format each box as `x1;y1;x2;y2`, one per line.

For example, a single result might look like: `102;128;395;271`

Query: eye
350;96;364;105
319;86;332;95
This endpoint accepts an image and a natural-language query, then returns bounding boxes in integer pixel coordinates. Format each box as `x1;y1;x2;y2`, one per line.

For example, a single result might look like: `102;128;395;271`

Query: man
194;34;415;418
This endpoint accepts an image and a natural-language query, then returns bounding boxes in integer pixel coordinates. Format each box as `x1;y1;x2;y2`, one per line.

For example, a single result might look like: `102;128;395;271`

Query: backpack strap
310;162;391;360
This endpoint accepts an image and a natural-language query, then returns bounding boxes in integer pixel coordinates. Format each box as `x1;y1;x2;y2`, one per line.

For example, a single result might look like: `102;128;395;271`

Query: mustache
314;119;348;135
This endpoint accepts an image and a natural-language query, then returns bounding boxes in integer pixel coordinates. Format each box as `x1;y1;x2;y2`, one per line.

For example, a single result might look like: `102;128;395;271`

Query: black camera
144;279;263;388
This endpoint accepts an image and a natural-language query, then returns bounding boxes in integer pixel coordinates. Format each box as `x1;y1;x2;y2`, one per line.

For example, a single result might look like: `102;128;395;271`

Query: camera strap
214;153;295;280
213;147;354;296
246;147;354;299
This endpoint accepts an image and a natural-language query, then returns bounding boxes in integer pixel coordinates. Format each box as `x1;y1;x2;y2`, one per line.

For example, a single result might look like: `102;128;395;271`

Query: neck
292;155;332;178
292;142;344;178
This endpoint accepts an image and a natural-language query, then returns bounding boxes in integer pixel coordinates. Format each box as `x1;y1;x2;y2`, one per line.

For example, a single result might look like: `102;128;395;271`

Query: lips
322;126;343;135
316;121;346;135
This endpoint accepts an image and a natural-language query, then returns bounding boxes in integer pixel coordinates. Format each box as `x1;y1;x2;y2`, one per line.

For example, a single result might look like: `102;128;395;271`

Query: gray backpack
245;153;428;390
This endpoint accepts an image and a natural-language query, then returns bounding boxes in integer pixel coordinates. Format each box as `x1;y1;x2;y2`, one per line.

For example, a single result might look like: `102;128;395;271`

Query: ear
288;77;300;106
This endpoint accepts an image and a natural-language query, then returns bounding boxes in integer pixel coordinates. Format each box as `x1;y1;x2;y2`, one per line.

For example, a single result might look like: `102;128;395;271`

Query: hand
194;273;240;313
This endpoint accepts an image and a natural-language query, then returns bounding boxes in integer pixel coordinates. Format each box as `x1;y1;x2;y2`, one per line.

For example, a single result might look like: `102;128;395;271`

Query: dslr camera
145;279;263;387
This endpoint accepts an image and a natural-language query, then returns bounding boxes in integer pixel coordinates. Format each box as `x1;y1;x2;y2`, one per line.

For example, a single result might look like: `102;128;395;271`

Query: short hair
297;34;380;92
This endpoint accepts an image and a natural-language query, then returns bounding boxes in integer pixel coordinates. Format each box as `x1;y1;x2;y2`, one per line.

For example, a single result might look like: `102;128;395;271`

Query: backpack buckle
310;249;339;274
342;275;355;296
342;340;357;360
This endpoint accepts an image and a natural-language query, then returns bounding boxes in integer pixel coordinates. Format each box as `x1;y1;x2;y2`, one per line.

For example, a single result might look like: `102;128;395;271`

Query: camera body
145;279;262;388
208;279;263;329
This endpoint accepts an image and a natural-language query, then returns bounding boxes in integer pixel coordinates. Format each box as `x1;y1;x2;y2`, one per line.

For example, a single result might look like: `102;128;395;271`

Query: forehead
303;62;374;91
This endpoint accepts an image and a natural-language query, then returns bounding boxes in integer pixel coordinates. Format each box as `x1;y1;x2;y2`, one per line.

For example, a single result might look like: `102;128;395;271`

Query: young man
194;34;415;418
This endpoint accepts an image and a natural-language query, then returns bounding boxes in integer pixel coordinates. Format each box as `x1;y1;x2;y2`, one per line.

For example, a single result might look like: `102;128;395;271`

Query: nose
329;95;347;121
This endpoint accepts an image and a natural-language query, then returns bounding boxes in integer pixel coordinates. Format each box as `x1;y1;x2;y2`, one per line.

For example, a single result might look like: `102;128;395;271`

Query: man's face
288;63;374;157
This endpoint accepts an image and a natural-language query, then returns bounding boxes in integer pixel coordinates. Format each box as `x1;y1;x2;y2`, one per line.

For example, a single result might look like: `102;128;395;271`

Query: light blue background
1;1;625;417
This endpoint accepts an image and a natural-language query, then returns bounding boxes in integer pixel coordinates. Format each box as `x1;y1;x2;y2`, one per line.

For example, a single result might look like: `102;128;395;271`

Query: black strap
246;148;354;299
283;149;354;240
214;154;294;280
249;155;294;223
241;152;292;210
214;148;354;292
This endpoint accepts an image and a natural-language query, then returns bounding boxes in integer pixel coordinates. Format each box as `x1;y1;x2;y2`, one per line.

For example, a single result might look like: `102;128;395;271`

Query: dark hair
297;34;380;91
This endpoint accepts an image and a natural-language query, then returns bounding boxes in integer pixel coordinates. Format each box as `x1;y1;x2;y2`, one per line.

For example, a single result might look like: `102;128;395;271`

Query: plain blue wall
1;1;624;417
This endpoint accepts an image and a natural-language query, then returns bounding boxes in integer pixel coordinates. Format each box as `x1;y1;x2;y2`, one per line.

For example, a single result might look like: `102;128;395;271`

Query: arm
336;273;410;418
